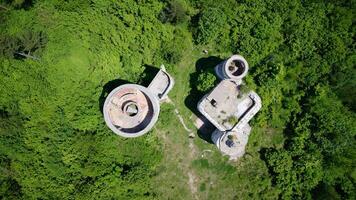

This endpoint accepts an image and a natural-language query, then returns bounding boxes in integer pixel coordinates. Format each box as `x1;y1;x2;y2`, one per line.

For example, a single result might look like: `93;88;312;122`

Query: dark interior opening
210;99;217;107
228;60;245;76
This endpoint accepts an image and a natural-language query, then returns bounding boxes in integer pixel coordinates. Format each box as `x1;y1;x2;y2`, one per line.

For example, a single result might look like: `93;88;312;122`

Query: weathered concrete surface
213;124;251;160
197;55;262;159
148;65;174;101
198;80;241;131
104;84;159;138
104;66;174;138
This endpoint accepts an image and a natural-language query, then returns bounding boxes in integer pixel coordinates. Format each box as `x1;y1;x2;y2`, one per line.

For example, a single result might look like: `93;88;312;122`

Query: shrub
227;115;238;125
238;84;250;98
159;0;187;25
196;71;216;92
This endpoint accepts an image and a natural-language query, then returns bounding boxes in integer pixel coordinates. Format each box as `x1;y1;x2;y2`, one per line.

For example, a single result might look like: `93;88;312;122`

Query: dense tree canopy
0;0;355;199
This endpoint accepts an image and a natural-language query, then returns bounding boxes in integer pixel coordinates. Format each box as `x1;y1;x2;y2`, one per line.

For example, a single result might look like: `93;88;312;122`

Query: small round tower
215;55;249;81
103;84;160;138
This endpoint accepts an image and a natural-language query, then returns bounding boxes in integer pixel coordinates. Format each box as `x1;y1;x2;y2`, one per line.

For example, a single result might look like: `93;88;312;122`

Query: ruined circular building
103;84;160;138
103;66;174;138
215;55;249;80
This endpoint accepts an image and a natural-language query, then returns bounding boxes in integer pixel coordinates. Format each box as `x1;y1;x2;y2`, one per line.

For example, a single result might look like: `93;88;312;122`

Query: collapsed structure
197;55;262;159
104;66;174;137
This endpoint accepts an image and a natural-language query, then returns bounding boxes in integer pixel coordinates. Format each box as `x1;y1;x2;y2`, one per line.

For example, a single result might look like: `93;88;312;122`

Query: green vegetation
222;115;239;127
227;134;237;141
0;0;355;199
227;116;238;125
196;70;217;93
238;84;250;98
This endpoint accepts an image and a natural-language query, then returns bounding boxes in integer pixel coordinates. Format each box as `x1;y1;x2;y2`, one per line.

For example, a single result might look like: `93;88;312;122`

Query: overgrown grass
150;47;284;199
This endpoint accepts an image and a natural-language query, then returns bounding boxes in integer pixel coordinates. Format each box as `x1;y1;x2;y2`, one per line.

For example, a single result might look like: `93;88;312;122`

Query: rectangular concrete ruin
197;55;262;160
198;80;261;133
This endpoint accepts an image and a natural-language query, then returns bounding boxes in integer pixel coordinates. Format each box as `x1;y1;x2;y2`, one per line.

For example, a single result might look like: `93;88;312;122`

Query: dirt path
174;108;193;132
166;98;193;133
165;98;200;199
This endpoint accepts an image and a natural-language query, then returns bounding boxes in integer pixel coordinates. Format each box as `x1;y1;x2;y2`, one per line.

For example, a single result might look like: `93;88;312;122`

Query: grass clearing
151;48;281;199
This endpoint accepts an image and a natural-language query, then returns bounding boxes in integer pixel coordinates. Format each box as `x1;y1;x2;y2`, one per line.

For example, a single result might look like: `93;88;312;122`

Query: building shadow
184;56;223;115
184;56;224;143
139;64;160;87
98;78;131;114
98;64;160;114
195;115;215;143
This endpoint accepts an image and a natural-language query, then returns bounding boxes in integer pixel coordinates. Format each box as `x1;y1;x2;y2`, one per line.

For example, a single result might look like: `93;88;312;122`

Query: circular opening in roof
124;103;139;117
103;84;160;138
224;55;249;80
230;60;245;76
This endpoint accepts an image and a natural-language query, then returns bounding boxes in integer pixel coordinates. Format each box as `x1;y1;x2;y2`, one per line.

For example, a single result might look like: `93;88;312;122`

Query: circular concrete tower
103;84;160;137
215;55;249;81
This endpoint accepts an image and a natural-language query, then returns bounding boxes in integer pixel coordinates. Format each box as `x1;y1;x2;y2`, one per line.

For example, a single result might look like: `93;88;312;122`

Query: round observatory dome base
103;84;160;138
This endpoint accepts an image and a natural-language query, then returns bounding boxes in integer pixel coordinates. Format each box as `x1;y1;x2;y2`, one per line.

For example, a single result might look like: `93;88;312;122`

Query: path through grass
151;48;281;199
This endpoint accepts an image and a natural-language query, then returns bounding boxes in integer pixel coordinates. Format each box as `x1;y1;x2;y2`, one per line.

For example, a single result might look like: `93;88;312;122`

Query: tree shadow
195;115;215;143
98;64;160;114
4;0;34;10
258;147;278;185
184;56;224;143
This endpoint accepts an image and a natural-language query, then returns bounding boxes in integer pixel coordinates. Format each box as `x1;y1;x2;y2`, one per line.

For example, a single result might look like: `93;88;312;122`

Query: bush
159;0;187;25
227;116;238;125
196;71;217;93
238;84;250;97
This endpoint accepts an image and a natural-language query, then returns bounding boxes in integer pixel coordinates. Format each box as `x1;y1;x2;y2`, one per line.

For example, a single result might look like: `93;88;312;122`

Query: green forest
0;0;355;199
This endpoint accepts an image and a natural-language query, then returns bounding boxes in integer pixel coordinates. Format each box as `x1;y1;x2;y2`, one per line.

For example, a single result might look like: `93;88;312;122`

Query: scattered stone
189;132;195;138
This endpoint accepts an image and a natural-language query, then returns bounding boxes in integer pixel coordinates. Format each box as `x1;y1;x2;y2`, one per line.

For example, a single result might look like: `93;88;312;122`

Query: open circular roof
224;55;249;79
103;84;160;137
